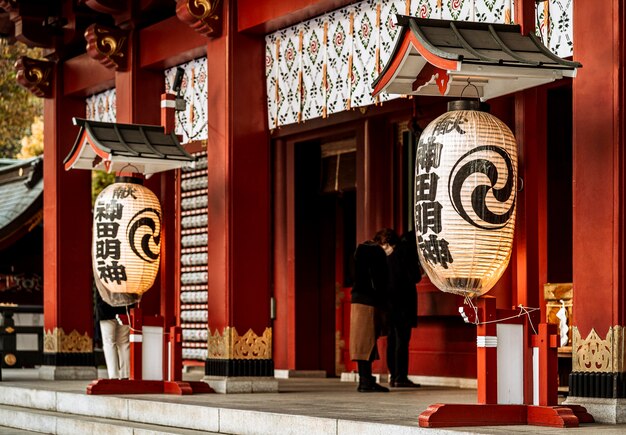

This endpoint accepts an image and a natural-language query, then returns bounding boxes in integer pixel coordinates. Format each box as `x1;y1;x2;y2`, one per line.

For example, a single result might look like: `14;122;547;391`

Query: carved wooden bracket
80;0;127;15
15;56;54;98
0;1;17;14
84;23;129;71
176;0;222;38
0;0;60;48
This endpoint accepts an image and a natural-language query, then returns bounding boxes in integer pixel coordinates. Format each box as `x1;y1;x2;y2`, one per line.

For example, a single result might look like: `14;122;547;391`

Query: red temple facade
1;0;625;421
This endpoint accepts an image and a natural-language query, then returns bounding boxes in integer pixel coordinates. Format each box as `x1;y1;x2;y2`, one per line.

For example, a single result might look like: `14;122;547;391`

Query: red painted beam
238;0;356;33
63;54;114;97
139;16;207;70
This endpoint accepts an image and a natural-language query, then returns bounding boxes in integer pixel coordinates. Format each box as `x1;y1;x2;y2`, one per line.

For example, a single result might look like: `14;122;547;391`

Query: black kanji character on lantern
95;239;121;260
417;135;443;173
112;185;137;200
415;172;439;202
432;112;467;136
418;234;453;269
97;260;127;284
96;222;120;238
415;201;443;234
94;200;123;222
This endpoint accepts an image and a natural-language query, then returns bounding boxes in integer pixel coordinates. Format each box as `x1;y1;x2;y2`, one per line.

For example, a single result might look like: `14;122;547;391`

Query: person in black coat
349;229;395;392
386;230;422;388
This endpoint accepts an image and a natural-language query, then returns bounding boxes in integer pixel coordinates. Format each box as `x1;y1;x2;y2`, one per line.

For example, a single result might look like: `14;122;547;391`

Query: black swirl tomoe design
127;207;162;262
448;145;515;230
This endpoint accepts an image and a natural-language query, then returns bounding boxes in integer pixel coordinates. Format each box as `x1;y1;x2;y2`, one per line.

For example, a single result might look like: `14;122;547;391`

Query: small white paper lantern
92;177;162;294
414;100;518;298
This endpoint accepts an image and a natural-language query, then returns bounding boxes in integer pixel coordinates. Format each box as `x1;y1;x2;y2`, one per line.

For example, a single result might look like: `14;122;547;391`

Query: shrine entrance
292;136;357;376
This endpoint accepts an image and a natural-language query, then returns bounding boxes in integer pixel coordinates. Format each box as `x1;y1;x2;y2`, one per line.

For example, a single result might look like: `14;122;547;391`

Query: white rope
115;305;171;337
461;297;540;335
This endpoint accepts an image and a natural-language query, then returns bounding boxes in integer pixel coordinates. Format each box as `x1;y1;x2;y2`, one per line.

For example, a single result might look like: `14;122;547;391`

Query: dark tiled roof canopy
0;157;43;250
372;15;581;100
64;118;195;175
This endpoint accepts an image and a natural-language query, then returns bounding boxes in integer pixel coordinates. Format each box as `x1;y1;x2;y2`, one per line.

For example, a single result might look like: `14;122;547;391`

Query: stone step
0;385;221;433
0;383;427;435
0;404;218;435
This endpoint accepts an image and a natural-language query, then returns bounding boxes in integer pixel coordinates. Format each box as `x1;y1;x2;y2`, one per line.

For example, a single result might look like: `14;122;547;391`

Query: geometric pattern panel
85;88;116;122
265;0;573;128
535;0;573;59
165;57;208;143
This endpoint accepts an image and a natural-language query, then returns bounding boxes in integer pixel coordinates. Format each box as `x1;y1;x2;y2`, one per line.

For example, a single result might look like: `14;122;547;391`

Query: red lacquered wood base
86;379;214;395
419;403;594;428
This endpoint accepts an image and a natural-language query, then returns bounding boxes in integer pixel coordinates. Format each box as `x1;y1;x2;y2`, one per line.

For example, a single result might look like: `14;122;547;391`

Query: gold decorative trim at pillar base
572;325;625;373
208;327;272;360
43;328;93;354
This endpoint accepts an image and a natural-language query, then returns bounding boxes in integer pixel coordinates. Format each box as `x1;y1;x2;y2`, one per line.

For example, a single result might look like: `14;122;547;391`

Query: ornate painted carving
44;327;93;353
84;23;128;71
208;326;272;360
572;326;626;373
176;0;222;38
15;56;54;98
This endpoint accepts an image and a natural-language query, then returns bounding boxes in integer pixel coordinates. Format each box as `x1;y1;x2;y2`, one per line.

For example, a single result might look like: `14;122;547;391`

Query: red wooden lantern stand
87;308;212;395
419;296;593;428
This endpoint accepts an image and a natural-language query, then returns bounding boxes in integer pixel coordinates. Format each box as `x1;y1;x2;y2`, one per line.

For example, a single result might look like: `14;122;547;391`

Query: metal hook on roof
460;78;480;99
119;163;140;174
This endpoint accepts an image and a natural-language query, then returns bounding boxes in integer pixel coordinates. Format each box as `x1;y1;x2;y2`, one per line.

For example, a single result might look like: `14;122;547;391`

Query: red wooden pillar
205;1;272;376
476;296;497;404
114;28;173;322
569;0;626;406
128;308;143;380
358;119;393;243
514;87;548;312
41;63;95;379
273;138;294;370
536;323;558;406
512;0;548;315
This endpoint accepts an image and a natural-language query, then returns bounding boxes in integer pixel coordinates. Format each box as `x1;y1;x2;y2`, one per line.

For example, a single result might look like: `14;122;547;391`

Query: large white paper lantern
414;100;517;298
92;177;162;294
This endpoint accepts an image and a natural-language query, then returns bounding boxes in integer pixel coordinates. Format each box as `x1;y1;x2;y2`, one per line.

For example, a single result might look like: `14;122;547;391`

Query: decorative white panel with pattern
86;88;116;122
265;0;573;128
302;18;327;121
351;1;378;108
165;58;208;143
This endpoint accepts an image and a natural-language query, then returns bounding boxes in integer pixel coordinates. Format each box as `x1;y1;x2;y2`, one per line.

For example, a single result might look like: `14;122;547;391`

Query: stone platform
0;369;623;434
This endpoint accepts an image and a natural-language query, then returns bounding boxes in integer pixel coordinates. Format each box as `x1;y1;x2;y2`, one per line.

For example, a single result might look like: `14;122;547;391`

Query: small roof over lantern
64;118;195;176
372;16;581;101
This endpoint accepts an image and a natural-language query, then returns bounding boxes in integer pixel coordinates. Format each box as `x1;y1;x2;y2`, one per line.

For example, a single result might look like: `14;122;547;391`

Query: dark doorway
293;137;356;375
547;86;573;283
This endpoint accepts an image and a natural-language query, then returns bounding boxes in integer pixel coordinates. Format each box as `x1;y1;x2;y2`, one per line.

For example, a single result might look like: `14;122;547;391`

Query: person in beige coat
349;228;397;392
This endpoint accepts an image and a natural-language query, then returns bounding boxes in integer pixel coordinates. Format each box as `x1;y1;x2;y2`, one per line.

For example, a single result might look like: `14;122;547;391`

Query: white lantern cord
459;296;540;335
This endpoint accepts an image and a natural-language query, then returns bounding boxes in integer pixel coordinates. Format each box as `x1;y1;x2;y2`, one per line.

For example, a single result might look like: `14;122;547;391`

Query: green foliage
0;40;43;158
92;170;115;206
17;116;43;159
